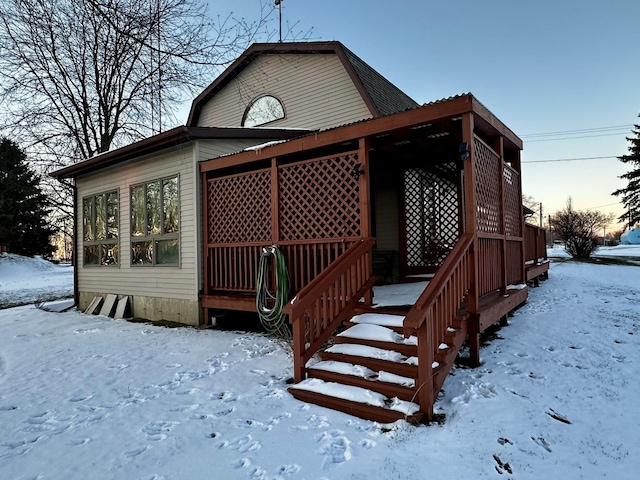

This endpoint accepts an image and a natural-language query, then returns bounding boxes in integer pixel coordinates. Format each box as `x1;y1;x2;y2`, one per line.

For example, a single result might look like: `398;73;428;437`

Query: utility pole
539;202;543;227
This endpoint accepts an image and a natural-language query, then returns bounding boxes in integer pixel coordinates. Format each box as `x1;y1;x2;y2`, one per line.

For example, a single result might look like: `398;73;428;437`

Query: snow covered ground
0;254;73;308
1;251;640;479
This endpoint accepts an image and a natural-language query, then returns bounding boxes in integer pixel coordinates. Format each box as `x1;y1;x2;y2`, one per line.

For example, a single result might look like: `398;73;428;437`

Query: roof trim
50;126;311;179
186;41;418;126
199;94;523;173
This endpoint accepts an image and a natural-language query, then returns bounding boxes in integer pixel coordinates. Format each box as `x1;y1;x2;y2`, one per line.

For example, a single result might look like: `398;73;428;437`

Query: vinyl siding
197;54;373;130
75;145;197;303
375;189;400;251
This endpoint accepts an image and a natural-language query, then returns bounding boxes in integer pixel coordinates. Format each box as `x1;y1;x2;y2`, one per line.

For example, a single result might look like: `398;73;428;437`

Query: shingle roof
339;45;418;116
187;41;419;126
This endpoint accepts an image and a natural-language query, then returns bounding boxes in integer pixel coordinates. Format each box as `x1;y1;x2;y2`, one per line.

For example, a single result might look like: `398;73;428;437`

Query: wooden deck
198;97;547;422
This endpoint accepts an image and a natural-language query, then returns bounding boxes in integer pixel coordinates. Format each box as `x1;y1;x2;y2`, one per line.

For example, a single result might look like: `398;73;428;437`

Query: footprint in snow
228;434;262;453
124;445;148;458
531;436;552;452
316;430;352;469
275;464;301;476
68;438;91;446
143;421;178;441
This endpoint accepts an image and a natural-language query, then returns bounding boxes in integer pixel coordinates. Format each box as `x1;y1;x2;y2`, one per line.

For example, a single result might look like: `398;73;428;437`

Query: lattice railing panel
207;169;272;244
404;166;460;268
503;164;522;237
278;152;361;241
474;137;501;234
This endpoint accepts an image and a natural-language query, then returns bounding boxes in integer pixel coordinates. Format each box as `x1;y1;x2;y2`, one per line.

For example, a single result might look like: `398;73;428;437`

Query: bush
550;199;613;259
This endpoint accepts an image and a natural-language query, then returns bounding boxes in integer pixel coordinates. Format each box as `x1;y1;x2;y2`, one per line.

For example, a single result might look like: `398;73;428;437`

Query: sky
201;0;640;231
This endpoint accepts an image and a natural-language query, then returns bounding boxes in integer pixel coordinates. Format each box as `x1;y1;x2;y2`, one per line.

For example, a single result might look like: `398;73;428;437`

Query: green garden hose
256;245;290;337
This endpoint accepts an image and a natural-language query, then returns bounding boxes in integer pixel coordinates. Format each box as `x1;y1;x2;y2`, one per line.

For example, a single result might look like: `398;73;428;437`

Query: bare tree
550;199;614;259
0;0;279;238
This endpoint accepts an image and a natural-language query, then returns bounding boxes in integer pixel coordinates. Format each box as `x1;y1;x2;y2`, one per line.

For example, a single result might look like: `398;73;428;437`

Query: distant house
52;41;548;422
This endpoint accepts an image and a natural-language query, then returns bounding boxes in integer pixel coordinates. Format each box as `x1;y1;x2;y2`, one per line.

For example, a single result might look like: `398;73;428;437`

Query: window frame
241;94;286;127
82;190;119;267
130;175;180;267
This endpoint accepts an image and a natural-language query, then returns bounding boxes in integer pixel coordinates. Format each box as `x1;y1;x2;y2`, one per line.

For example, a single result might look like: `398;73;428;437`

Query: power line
525;132;628;143
522;155;618;164
521;124;634;138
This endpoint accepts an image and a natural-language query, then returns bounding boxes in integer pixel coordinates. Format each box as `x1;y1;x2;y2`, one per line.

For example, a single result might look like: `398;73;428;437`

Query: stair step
308;360;416;402
288;378;423;424
334;323;417;357
319;344;418;379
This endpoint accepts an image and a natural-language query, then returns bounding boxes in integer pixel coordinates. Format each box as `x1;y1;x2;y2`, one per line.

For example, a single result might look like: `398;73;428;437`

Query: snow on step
338;323;417;346
326;343;407;363
310;360;415;388
350;313;404;328
291;378;420;415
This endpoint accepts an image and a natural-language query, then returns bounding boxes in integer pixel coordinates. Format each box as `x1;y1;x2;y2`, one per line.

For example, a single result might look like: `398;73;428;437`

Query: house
52;41;548;422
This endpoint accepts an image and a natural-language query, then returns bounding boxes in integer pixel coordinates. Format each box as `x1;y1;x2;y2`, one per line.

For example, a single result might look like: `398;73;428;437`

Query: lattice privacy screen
404;165;459;268
207;169;272;244
474;138;502;234
278;152;361;240
503;165;522;237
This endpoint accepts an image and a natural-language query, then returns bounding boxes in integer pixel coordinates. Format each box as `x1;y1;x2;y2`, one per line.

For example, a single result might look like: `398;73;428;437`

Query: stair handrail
404;233;474;331
283;237;376;382
402;233;474;419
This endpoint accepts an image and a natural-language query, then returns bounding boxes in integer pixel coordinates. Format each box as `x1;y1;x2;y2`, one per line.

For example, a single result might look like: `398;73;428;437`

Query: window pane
163;177;179;234
107;192;118;239
147;180;161;235
131;185;145;237
101;244;118;265
131;241;153;265
243;95;285;127
156;239;179;265
95;194;106;240
83;198;94;241
84;245;99;265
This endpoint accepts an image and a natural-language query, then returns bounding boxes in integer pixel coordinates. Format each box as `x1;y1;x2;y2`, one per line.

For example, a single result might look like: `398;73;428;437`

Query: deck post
512;150;526;284
495;136;507;296
468;331;481;367
271;157;280;246
416;321;434;420
358;137;371;238
462;113;479;314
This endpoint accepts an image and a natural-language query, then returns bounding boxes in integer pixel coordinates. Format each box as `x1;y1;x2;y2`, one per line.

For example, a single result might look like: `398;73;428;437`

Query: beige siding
197;54;373;130
76;145;198;313
375;189;400;251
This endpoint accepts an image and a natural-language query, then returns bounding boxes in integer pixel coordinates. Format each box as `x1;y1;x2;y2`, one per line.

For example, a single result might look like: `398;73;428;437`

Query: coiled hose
256;245;290;337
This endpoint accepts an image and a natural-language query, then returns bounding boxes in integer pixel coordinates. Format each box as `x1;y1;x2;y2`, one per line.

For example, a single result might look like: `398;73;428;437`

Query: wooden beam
496;135;507;296
358;137;371;238
471;97;523;150
462;112;479;314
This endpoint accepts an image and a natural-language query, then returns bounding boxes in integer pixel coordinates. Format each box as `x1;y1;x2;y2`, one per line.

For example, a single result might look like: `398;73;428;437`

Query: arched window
242;95;285;127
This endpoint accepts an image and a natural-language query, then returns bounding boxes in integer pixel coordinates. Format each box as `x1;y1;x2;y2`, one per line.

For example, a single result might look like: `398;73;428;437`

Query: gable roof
187;41;419;126
50;126;310;179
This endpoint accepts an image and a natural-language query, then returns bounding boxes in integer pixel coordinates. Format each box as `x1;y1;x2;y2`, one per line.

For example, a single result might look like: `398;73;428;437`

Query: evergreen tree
0;138;55;257
613;119;640;229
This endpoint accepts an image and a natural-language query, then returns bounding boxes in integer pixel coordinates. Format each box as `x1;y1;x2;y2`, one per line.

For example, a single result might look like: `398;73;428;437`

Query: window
241;95;285;127
130;176;179;266
83;191;119;266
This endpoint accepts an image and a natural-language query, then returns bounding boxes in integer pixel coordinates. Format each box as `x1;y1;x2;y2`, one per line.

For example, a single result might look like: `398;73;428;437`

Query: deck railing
524;223;547;264
207;239;358;293
403;234;474;418
283;237;376;382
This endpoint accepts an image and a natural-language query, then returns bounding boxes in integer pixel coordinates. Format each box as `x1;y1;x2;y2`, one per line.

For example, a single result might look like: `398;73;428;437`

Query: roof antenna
274;0;283;42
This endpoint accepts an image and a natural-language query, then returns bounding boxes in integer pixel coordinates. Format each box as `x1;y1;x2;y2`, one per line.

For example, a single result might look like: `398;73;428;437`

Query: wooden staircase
288;309;469;424
285;233;530;423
